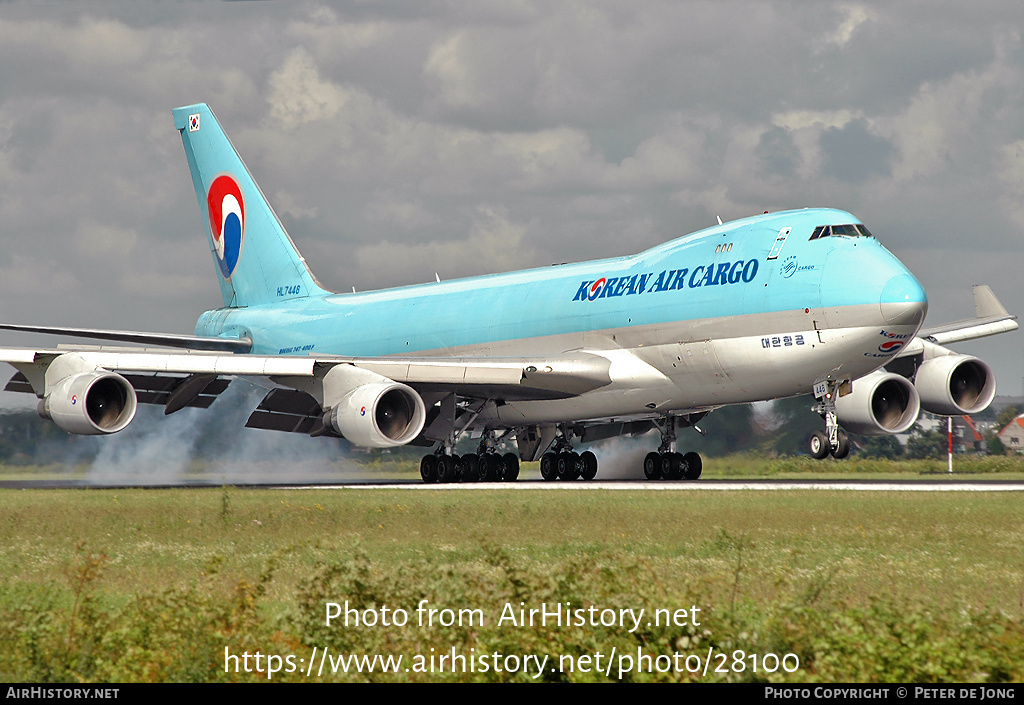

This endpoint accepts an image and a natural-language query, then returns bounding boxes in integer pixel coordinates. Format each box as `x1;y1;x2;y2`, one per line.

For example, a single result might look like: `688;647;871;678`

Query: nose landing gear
809;380;851;459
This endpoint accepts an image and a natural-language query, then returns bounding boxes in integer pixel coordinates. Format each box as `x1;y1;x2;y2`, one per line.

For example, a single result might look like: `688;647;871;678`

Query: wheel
436;455;457;482
557;452;580;480
682;452;702;480
661;452;684;480
420;455;438;483
462;454;481;482
483;454;504;481
809;430;831;459
502;453;520;481
580;451;598;480
540;452;558;481
568;452;581;480
643;452;662;480
830;430;850;459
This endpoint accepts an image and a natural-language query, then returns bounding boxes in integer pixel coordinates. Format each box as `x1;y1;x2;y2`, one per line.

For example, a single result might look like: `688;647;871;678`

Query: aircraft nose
880;273;928;326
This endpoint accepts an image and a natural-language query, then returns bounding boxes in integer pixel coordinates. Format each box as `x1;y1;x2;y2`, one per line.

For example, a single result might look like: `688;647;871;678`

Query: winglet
918;285;1018;345
973;285;1009;318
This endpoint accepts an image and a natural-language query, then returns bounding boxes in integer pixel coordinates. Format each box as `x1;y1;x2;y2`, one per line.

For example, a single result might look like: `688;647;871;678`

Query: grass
1;484;1023;682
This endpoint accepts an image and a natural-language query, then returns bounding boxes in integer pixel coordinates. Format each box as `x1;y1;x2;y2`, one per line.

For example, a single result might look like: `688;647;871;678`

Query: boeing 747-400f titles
0;104;1017;482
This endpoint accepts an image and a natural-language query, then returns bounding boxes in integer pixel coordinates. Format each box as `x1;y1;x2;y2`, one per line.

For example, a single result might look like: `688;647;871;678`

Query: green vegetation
1;487;1022;682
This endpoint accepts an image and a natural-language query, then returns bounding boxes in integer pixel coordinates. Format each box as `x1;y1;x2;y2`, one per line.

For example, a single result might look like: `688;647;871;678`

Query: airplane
0;103;1017;483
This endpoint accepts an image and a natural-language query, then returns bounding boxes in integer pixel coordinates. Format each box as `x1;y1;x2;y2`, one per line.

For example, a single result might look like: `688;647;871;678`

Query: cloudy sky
0;1;1022;400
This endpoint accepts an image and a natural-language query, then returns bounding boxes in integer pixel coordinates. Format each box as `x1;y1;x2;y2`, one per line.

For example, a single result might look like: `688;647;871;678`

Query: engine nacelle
40;371;138;435
327;381;426;448
914;355;996;415
835;370;920;436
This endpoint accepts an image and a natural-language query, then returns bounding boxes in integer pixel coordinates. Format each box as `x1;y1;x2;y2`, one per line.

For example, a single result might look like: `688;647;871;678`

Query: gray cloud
0;0;1020;405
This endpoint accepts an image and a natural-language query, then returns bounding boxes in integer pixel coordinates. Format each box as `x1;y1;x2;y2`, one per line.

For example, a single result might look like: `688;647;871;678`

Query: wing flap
244;388;323;435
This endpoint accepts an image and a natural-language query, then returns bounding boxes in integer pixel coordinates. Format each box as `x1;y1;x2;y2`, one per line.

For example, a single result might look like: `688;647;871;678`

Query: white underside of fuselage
454;303;923;428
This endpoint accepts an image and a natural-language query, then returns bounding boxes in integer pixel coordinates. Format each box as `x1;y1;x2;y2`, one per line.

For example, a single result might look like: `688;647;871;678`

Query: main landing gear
419;451;521;483
808;380;850;459
539;425;599;482
419;430;520;484
642;415;703;481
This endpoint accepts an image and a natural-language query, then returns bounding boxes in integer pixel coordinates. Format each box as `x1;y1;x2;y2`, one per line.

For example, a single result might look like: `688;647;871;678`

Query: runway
3;478;1024;491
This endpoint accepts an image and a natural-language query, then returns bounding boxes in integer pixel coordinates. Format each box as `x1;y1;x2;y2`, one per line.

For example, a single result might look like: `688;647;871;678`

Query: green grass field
1;476;1023;682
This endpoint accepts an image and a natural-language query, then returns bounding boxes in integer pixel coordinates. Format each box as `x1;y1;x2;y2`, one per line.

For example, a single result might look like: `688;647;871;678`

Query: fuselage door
767;227;791;260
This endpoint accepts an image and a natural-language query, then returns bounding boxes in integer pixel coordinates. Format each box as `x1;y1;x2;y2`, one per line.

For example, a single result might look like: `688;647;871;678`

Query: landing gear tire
540;452;558;481
809;431;830;459
830;430;850;459
483;454;504;481
502;453;520;481
661;452;685;480
557;452;580;480
644;452;662;480
682;452;703;480
580;451;598;480
420;455;438;483
436;455;458;483
462;454;481;482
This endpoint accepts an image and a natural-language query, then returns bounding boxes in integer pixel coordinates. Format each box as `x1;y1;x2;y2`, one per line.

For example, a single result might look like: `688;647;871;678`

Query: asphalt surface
3;478;1023;491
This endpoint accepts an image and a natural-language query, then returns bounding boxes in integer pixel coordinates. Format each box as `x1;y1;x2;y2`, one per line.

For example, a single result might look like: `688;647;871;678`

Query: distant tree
854;434;904;459
994;405;1021;432
766;395;823;455
684;404;758;457
988;435;1006;456
905;427;946;460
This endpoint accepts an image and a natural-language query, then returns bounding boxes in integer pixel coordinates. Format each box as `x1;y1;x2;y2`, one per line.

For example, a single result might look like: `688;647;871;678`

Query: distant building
952;416;984;453
996;414;1024;454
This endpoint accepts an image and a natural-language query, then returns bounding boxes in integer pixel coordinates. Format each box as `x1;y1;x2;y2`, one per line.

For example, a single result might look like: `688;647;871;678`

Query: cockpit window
809;223;874;240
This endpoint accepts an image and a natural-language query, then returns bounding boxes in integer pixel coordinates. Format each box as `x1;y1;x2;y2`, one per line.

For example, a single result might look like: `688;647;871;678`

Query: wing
0;323;252;352
0;344;613;446
895;285;1018;358
916;285;1018;345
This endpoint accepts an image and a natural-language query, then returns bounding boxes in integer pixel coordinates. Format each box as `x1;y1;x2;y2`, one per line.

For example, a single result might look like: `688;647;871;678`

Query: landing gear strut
644;415;703;481
539;425;599;482
809;380;850;459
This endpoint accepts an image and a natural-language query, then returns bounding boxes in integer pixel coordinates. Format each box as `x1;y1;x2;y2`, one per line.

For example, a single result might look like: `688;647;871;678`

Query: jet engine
325;378;426;448
835;370;920;436
39;371;138;435
914;355;996;415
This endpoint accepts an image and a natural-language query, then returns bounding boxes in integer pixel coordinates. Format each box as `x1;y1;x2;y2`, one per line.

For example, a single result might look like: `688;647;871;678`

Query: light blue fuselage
194;208;927;422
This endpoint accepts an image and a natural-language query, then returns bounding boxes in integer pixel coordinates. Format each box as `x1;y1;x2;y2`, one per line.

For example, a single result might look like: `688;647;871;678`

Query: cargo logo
878;341;904;354
573;259;758;301
781;256;798;279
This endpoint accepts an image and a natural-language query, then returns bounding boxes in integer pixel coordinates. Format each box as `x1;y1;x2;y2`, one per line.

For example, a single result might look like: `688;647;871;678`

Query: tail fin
172;103;329;308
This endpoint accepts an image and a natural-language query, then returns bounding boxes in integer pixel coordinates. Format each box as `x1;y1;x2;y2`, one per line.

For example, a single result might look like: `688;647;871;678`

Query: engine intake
326;381;426;448
40;371;138;435
914;355;996;415
835;370;920;436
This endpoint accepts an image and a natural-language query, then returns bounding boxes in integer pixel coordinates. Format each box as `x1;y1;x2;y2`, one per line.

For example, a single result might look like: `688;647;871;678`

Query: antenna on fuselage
716;216;723;225
435;273;441;282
